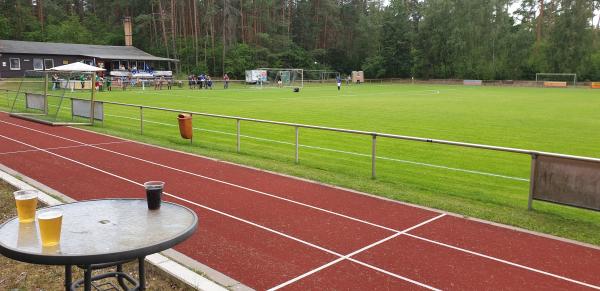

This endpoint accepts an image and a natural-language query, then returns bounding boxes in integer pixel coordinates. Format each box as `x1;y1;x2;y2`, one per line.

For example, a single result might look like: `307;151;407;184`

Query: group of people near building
50;73;112;91
187;73;213;89
153;76;173;90
187;73;231;89
50;73;181;92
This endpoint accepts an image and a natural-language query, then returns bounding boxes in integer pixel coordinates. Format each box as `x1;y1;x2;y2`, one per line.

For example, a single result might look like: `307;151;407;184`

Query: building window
9;58;20;70
33;58;44;70
44;59;54;70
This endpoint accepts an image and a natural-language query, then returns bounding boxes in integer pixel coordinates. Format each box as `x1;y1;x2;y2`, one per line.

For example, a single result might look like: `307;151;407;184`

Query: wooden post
528;153;537;211
371;135;377;179
90;72;96;125
295;127;299;164
43;72;49;114
236;119;240;152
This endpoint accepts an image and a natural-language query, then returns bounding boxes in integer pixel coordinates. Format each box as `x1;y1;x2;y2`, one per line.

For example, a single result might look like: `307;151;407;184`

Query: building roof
0;40;177;62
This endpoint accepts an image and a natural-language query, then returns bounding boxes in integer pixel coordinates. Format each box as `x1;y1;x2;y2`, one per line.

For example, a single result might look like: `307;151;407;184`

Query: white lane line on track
404;233;600;290
0;119;400;233
0;141;130;155
1;119;597;290
101;113;528;182
268;214;446;291
0;132;435;290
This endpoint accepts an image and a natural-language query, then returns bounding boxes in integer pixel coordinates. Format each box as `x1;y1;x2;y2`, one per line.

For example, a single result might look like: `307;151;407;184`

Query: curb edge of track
0;164;248;291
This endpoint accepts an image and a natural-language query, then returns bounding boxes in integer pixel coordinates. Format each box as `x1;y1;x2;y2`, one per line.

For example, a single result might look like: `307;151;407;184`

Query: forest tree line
1;0;600;80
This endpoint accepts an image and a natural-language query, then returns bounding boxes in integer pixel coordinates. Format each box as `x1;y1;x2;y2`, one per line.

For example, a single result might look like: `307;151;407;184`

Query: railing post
236;119;241;152
139;106;143;135
371;134;377;179
190;113;193;144
295;126;299;164
528;153;537;210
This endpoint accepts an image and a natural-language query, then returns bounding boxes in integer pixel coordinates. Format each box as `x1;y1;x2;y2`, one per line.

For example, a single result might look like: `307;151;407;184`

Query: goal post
304;70;341;84
256;68;304;88
535;73;577;87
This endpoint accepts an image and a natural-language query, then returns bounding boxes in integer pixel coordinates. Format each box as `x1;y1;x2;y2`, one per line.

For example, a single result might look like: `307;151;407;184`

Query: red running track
0;112;599;290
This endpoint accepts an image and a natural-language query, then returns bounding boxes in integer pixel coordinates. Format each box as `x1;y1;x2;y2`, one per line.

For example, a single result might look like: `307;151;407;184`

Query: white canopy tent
49;62;106;72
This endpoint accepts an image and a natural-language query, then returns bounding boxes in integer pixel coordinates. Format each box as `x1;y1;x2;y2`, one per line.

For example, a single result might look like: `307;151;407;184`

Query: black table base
66;257;146;291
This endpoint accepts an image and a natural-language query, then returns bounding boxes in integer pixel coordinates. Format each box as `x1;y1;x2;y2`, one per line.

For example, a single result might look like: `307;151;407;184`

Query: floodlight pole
90;71;96;125
43;72;49;114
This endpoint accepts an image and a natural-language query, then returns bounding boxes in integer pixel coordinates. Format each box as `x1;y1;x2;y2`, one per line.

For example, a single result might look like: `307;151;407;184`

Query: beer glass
144;181;165;210
37;209;63;246
14;190;38;223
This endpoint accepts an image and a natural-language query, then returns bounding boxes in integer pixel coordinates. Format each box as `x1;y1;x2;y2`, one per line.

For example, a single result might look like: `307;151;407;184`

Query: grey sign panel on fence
532;155;600;211
25;93;45;110
72;99;104;121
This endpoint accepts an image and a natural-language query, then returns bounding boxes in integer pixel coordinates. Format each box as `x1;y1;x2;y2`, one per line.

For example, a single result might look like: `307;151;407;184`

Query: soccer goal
8;65;104;125
535;73;577;87
256;68;304;88
304;70;340;84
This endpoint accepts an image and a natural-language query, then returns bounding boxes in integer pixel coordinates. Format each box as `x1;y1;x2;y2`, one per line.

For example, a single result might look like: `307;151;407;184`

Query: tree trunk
241;0;245;43
170;0;179;72
37;0;44;35
158;0;171;69
194;0;199;66
536;0;544;44
211;13;216;74
223;0;227;75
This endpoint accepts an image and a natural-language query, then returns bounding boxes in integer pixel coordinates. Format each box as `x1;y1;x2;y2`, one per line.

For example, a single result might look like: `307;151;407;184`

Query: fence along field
1;81;600;245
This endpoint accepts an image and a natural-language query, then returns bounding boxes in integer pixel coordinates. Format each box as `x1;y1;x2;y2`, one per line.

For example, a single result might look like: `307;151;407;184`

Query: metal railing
3;88;600;210
3;88;600;171
3;88;600;165
73;96;600;174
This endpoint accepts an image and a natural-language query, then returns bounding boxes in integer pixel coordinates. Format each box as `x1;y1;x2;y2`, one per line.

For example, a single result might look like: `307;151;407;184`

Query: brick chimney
123;17;133;46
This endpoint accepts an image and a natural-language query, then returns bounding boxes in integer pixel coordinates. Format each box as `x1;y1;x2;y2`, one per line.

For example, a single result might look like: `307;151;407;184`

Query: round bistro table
0;199;198;291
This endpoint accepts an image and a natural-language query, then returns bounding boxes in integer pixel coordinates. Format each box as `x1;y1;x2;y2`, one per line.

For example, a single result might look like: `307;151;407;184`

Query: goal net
535;73;577;87
304;70;340;85
6;70;98;125
255;68;303;88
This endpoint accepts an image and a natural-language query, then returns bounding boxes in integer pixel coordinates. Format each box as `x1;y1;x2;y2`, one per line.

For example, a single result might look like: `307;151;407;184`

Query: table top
0;199;198;265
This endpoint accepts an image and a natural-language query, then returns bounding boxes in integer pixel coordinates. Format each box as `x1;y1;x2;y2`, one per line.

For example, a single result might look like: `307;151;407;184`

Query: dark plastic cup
144;181;164;210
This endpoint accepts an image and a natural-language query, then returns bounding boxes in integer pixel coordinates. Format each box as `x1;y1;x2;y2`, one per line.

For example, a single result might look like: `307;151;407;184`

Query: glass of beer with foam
37;209;63;246
14;190;38;223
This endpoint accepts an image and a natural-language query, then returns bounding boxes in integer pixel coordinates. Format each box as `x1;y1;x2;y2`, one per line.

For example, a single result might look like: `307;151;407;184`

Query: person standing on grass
200;73;206;89
51;74;58;90
207;75;213;89
106;77;112;91
223;73;230;89
336;76;342;91
95;75;100;91
154;77;160;90
159;76;165;90
80;74;86;89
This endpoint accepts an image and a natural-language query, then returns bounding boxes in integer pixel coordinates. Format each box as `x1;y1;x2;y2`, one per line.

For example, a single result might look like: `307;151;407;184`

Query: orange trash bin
177;113;193;139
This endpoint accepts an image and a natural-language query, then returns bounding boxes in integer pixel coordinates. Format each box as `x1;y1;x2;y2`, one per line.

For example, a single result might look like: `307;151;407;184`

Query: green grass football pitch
2;82;600;244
